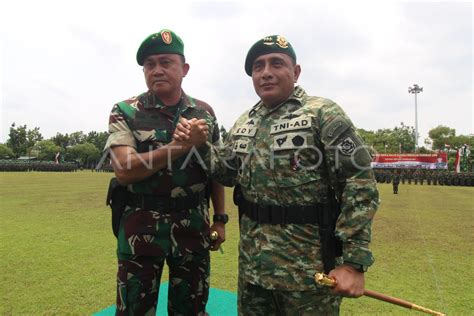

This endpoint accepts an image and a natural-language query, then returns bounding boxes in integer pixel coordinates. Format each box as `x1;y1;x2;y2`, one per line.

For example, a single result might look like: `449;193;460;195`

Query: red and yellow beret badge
161;30;172;44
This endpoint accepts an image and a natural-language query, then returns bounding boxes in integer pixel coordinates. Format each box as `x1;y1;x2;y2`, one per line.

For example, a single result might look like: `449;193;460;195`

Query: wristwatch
213;214;229;224
344;262;367;273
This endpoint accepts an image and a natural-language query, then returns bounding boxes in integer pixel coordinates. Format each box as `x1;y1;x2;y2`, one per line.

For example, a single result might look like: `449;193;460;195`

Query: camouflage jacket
210;86;379;290
105;90;220;257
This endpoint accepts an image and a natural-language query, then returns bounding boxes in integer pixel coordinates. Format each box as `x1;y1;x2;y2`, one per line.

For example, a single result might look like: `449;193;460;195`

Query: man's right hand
173;117;193;141
174;118;208;146
328;265;365;298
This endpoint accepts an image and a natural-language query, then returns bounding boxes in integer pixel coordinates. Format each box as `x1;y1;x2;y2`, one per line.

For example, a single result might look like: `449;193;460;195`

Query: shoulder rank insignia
263;36;275;46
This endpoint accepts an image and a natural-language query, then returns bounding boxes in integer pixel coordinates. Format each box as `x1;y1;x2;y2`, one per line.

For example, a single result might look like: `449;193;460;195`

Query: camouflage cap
136;29;184;65
244;35;296;76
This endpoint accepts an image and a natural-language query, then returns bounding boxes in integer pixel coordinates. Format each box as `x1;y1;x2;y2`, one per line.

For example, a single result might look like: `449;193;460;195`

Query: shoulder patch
321;116;350;145
338;136;357;155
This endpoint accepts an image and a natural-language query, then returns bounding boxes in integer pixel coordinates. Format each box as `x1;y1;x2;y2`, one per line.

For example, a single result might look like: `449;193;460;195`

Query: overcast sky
1;0;472;146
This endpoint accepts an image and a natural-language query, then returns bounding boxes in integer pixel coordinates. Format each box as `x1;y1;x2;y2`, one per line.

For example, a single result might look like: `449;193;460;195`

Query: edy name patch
234;123;257;137
270;115;311;134
273;132;308;151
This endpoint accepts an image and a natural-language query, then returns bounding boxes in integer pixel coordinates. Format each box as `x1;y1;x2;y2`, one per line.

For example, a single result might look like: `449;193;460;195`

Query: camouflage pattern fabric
116;252;210;315
238;280;341;316
105;91;220;196
116;201;212;258
105;90;220;315
392;175;400;194
209;86;379;292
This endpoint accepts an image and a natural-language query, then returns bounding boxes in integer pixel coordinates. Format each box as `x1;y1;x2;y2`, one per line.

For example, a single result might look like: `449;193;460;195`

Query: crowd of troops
374;168;474;187
0;160;79;172
0;160;116;172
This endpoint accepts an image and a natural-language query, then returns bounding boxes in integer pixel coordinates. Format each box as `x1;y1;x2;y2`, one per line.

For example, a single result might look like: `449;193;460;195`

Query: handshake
173;118;209;147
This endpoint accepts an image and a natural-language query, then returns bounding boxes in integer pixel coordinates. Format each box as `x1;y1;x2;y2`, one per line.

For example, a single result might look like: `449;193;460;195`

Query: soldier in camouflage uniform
176;35;379;315
392;171;400;194
432;170;438;185
104;29;227;316
438;171;445;185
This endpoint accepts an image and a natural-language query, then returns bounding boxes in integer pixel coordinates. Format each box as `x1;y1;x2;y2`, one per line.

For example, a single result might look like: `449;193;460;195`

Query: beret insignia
136;29;184;65
276;36;289;48
161;30;172;44
244;34;297;76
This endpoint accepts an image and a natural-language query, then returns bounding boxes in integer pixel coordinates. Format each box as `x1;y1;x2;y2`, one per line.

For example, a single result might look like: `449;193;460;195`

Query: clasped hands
174;118;208;147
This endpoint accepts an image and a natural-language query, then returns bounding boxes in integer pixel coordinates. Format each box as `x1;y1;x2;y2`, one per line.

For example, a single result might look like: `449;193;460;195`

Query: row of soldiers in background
92;165;113;172
374;168;474;187
0;160;78;172
0;160;113;172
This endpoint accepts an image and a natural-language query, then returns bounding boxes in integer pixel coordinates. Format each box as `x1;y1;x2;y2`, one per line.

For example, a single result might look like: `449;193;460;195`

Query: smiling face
143;54;189;105
251;53;301;108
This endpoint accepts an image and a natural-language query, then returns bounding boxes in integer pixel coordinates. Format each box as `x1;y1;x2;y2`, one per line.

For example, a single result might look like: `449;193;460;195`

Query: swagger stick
314;273;445;316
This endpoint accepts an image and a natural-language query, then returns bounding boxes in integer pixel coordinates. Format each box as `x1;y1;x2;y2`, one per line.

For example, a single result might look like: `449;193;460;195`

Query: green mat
93;283;237;315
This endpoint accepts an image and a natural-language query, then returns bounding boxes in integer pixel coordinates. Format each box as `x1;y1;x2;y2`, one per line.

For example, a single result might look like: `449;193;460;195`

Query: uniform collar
142;90;195;109
249;85;307;117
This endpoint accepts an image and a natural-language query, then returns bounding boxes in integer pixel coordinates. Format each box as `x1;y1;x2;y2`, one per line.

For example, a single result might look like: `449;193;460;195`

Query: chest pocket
269;115;323;188
230;136;252;188
133;128;169;153
132;112;171;150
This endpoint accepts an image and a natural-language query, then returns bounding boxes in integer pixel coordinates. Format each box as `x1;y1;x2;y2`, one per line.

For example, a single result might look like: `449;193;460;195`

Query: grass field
1;172;473;315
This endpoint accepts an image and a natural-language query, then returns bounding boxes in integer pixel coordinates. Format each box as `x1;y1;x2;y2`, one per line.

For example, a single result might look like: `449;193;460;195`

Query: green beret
136;29;184;65
244;35;296;76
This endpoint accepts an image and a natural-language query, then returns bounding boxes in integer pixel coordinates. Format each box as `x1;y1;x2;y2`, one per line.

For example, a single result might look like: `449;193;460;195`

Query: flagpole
408;84;423;152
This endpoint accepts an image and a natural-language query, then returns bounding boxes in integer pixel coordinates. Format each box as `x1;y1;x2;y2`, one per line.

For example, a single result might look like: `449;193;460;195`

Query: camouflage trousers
393;184;399;194
116;252;210;316
238;281;342;316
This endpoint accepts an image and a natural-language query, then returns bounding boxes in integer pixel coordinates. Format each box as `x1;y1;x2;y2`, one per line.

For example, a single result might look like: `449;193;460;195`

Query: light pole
408;84;423;152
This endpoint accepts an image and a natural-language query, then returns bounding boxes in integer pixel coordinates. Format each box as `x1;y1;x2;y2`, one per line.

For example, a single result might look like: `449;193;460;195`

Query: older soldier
176;34;379;315
104;29;226;315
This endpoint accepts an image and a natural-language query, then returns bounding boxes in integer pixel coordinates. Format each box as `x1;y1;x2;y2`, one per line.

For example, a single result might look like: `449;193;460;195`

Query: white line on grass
413;205;448;314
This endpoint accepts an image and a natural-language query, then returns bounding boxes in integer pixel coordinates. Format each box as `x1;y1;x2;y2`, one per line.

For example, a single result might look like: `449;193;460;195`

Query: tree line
1;122;472;169
0;123;108;168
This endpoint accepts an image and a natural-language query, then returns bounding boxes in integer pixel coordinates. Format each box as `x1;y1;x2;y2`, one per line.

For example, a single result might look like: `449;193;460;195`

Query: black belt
127;190;205;211
240;199;323;224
